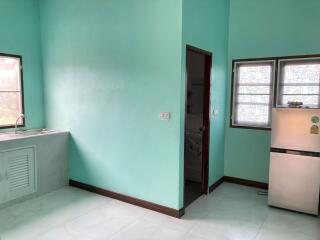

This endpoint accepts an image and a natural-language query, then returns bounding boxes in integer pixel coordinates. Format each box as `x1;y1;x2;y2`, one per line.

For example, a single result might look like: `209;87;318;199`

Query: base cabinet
0;147;36;204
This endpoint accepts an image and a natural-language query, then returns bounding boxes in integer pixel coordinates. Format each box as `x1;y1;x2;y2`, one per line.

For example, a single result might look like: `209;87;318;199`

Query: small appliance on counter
268;108;320;215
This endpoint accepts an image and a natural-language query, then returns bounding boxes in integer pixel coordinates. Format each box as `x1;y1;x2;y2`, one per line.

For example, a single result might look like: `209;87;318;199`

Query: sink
15;128;55;135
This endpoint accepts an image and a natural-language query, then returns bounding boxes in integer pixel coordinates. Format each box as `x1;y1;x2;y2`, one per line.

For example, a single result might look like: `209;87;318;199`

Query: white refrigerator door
271;108;320;152
268;152;320;215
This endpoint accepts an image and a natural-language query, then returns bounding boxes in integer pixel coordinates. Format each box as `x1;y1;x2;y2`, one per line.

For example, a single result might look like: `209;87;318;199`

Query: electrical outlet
159;112;170;120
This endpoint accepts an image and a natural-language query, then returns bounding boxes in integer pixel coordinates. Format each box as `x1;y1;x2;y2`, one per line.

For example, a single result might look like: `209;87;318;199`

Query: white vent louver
8;155;30;191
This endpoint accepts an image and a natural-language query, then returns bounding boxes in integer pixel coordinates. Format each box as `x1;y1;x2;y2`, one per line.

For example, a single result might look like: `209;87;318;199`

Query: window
231;54;320;130
0;54;24;128
231;60;275;129
277;57;320;108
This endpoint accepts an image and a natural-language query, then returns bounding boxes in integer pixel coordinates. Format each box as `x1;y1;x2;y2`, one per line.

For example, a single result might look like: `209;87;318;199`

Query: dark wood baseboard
209;177;224;193
69;179;185;218
70;176;266;218
223;176;268;190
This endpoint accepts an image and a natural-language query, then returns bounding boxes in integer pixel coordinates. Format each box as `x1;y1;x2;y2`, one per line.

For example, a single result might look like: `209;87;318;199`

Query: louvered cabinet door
0;153;6;203
3;147;36;202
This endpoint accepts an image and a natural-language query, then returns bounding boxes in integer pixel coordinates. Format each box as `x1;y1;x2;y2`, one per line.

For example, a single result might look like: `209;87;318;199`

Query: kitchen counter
0;129;69;209
0;129;68;142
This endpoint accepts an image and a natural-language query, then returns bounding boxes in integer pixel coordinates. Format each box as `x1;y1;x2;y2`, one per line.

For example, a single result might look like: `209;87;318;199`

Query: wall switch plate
159;112;170;120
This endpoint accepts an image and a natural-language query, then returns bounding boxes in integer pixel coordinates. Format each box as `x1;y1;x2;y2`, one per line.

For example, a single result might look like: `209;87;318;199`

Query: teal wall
40;0;183;209
10;0;316;209
180;0;229;206
225;0;320;183
0;0;44;129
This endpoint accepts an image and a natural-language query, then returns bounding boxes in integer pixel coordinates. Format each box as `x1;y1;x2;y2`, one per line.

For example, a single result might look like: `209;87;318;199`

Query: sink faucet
15;114;25;133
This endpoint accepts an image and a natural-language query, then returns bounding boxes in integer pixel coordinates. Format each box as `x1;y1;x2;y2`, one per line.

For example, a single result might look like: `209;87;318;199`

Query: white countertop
0;129;68;142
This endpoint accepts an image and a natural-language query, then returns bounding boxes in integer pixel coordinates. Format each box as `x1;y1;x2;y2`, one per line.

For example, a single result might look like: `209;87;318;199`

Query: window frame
276;56;320;108
230;58;276;131
230;54;320;130
0;52;25;129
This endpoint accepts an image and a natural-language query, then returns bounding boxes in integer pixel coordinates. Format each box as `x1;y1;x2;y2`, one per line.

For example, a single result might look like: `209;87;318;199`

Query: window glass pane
238;86;271;94
0;92;22;126
237;95;270;104
236;104;269;125
0;57;21;91
282;86;319;95
282;64;320;84
281;95;319;106
278;60;320;107
238;65;272;84
233;61;274;128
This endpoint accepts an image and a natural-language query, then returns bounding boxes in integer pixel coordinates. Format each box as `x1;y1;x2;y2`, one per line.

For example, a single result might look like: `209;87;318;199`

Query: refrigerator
269;108;320;215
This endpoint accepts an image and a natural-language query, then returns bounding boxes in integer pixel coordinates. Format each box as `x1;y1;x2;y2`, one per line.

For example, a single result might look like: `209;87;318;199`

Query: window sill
0;124;25;130
230;124;271;131
275;105;320;109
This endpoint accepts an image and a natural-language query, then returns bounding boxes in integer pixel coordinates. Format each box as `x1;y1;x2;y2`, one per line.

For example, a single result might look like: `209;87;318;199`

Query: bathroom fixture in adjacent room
184;45;212;207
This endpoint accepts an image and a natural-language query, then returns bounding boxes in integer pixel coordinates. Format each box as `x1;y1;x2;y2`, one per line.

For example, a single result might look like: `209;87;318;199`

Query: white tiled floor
0;183;319;240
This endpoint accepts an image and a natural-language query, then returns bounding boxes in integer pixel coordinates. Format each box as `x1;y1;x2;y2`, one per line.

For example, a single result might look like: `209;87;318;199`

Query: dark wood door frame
184;45;212;200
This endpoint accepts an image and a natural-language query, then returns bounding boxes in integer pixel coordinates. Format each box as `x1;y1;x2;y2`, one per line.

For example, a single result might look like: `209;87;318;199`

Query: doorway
184;45;211;207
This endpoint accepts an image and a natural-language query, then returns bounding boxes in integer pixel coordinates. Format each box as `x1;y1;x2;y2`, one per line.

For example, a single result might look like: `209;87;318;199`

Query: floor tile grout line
252;220;266;240
15;188;116;240
41;199;145;240
252;207;271;240
105;217;141;240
